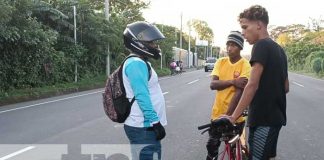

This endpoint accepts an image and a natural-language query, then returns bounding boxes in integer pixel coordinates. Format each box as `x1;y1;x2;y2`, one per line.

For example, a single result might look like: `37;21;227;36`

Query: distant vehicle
204;57;216;72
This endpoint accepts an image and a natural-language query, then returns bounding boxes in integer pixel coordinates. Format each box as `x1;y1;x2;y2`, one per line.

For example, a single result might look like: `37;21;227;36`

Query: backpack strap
144;60;152;80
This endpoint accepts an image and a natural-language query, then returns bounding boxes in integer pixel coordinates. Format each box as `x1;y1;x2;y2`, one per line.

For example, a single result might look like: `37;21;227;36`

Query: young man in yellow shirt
206;31;251;160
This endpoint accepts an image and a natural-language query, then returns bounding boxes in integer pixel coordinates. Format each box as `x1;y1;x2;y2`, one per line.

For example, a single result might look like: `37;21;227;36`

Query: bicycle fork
219;135;243;160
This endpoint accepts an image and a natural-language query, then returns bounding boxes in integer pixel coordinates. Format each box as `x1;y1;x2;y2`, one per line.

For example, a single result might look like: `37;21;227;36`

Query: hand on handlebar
219;115;236;124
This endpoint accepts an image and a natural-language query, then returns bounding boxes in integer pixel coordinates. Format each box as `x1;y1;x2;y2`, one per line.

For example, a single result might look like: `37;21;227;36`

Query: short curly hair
238;5;269;25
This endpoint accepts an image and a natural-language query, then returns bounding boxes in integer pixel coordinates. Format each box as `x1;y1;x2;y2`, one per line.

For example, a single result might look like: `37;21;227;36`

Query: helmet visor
137;25;165;42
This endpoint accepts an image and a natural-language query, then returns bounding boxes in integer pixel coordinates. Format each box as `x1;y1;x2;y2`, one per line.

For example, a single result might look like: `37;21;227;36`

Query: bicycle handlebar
197;123;211;130
198;110;248;132
197;117;233;131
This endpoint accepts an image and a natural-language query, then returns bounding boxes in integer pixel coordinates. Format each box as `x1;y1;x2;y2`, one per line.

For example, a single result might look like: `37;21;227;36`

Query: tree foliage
270;24;308;41
276;33;290;46
154;24;178;66
0;0;150;92
188;19;214;59
0;0;215;92
312;58;322;74
270;18;324;76
190;19;214;41
278;29;324;75
0;0;58;91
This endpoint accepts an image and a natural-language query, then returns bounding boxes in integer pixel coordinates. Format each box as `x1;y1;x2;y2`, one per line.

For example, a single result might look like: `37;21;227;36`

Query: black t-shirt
248;38;288;127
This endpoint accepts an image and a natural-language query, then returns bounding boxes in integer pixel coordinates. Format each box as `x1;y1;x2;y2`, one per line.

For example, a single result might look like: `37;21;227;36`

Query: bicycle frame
219;134;243;160
198;117;249;160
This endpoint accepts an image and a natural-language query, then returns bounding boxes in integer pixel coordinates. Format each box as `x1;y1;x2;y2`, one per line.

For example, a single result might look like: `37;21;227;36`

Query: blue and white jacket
122;56;167;127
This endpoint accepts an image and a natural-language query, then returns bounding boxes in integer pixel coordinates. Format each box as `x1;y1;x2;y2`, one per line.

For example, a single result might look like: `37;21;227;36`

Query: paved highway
0;70;323;160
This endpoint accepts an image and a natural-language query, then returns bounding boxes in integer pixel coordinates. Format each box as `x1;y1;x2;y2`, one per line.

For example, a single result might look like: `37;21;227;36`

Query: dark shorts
248;126;281;160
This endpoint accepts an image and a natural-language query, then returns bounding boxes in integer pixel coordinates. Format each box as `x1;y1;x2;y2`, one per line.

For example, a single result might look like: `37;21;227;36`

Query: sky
142;0;323;54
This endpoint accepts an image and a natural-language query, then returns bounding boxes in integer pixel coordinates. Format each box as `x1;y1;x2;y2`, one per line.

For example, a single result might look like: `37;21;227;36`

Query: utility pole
179;12;183;61
188;19;191;68
105;0;110;76
180;12;183;49
194;44;197;66
211;44;213;57
175;28;177;47
73;5;78;82
161;24;163;69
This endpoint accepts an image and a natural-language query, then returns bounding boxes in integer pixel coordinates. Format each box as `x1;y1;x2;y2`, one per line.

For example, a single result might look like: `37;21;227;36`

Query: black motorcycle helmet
123;21;165;59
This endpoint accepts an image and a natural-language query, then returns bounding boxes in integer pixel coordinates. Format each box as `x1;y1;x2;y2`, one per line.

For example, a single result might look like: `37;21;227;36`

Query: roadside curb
0;67;202;107
0;84;104;106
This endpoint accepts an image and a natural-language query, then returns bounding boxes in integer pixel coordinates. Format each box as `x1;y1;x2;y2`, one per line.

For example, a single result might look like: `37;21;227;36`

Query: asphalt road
0;70;323;160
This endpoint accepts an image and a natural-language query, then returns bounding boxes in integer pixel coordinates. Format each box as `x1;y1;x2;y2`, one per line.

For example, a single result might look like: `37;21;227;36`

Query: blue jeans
124;125;161;160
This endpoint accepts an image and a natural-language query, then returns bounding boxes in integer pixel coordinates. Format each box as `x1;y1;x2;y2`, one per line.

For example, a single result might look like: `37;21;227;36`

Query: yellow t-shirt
210;57;251;122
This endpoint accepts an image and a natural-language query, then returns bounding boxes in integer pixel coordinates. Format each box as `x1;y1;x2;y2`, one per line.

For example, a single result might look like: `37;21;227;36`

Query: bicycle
198;117;249;160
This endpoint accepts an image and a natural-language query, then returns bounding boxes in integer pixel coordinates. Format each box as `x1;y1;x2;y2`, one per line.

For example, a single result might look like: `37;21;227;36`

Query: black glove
152;122;166;140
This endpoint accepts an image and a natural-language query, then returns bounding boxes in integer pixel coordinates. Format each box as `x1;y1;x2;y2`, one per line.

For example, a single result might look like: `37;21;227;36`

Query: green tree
276;33;291;46
154;24;178;67
270;24;309;42
0;0;150;92
190;19;214;41
0;0;58;91
188;19;214;60
312;58;322;74
305;51;324;71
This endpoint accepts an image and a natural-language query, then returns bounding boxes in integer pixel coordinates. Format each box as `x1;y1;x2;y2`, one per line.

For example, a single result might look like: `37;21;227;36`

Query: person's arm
229;62;264;122
125;59;159;125
210;58;247;90
285;77;289;93
210;75;233;90
210;76;248;91
226;88;243;115
282;47;289;94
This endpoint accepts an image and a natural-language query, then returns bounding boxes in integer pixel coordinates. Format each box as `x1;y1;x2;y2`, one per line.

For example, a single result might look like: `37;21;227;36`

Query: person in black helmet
122;21;167;160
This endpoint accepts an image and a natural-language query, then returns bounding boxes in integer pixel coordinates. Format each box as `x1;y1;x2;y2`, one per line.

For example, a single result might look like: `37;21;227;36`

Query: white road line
162;92;169;95
0;90;103;114
0;146;35;160
187;79;199;85
292;81;304;87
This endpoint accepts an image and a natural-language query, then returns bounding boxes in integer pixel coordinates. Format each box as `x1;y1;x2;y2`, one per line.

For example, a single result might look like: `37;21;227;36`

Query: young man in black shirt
225;5;290;160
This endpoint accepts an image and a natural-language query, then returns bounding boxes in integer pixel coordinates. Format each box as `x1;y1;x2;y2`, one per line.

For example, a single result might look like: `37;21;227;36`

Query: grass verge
0;75;107;106
0;68;173;106
290;70;324;80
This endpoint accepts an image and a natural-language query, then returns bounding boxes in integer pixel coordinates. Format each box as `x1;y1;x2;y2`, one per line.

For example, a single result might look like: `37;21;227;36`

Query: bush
155;68;171;77
304;51;324;71
322;59;324;72
312;58;323;74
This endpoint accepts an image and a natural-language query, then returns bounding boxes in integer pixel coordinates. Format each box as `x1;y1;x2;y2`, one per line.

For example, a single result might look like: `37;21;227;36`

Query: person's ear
257;21;262;30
